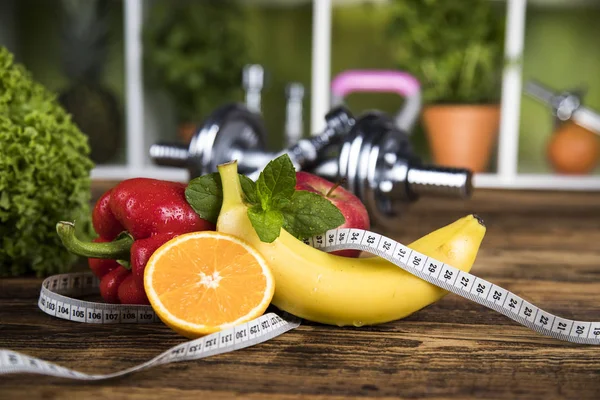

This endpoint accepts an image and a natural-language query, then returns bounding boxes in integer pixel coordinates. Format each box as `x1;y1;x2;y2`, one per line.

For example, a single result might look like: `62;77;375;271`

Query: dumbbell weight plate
188;103;267;177
339;113;388;229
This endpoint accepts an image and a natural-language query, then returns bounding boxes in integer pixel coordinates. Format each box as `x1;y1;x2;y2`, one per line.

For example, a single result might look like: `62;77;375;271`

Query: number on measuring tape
56;302;70;319
534;310;554;330
518;301;538;322
407;252;426;271
454;271;475;292
138;309;155;323
59;276;70;291
567;322;589;337
336;228;349;245
487;286;509;306
361;233;380;248
49;277;59;292
219;331;234;348
187;342;202;357
326;230;337;246
348;229;364;245
314;234;325;248
260;315;273;332
86;309;103;323
393;244;411;264
470;278;492;298
551;317;573;335
235;324;249;343
71;306;86;322
103;310;120;323
248;320;261;339
587;325;600;339
377;236;396;257
438;264;459;286
502;294;523;314
204;337;218;352
39;294;47;312
120;308;138;323
425;260;442;278
167;345;186;361
71;275;83;290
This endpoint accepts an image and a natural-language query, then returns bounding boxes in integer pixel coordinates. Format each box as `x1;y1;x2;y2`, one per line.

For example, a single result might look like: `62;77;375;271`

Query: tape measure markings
0;312;300;380
38;272;159;324
304;228;600;345
1;226;599;381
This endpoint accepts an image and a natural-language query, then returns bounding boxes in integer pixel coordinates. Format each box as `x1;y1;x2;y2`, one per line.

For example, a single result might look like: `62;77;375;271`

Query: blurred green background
2;0;599;174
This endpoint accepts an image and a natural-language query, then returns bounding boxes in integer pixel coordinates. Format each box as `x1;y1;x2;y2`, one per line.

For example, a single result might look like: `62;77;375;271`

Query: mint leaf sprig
185;154;346;243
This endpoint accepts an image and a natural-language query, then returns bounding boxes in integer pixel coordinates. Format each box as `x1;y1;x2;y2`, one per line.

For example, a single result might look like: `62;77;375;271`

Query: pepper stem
56;221;133;260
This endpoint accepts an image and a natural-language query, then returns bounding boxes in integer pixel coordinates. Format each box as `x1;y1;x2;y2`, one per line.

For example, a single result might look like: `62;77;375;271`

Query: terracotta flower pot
422;105;501;173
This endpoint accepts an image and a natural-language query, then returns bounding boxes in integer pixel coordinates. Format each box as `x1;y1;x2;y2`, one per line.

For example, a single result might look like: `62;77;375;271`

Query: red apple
295;171;370;257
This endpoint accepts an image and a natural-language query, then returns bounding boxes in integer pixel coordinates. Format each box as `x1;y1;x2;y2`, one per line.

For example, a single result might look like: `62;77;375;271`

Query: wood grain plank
1;188;600;399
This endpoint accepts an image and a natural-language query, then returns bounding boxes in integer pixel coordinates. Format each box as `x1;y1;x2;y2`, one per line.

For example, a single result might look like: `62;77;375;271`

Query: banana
216;161;486;327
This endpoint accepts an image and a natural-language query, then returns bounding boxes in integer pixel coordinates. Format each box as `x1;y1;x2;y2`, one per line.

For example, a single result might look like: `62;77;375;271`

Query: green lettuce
0;46;95;277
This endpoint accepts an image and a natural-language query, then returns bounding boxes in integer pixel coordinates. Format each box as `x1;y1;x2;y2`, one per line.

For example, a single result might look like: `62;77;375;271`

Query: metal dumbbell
150;104;472;230
525;80;600;134
308;111;471;230
149;104;354;180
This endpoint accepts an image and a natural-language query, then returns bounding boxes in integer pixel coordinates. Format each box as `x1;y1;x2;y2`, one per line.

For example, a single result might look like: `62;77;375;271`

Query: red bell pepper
57;178;215;304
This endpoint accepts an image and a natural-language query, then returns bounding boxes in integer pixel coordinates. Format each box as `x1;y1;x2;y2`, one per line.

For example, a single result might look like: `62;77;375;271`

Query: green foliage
387;0;506;105
185;172;255;224
0;46;95;277
186;154;345;243
249;155;345;243
143;0;250;123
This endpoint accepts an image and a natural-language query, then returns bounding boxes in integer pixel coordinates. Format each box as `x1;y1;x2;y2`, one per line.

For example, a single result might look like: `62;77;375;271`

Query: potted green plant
387;0;506;172
143;0;249;143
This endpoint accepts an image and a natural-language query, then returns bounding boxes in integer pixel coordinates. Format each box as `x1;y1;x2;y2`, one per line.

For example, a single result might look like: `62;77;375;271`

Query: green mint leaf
185;173;222;224
256;154;296;211
282;190;346;240
239;174;258;205
186;173;258;223
247;206;284;243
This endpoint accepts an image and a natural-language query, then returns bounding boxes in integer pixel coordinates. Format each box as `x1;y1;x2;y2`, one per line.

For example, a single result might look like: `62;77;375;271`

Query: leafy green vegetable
185;173;256;224
247;206;284;244
239;174;258;205
186;154;346;243
282;191;345;240
0;46;95;277
255;155;296;211
185;172;223;223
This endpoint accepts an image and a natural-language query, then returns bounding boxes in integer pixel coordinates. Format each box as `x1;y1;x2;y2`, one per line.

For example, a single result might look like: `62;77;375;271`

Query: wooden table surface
2;188;600;399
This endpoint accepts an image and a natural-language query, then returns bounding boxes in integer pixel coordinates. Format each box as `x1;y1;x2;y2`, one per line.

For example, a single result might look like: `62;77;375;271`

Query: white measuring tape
1;227;599;380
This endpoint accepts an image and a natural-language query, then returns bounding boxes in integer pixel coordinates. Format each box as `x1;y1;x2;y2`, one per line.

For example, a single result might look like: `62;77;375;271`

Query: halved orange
144;231;275;338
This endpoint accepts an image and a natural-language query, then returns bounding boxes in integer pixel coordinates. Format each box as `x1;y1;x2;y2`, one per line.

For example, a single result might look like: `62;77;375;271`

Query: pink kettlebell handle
331;70;421;132
331;70;420;99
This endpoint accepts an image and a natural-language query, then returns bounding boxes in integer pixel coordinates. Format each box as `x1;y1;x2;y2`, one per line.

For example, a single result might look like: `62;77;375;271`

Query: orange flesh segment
149;236;269;327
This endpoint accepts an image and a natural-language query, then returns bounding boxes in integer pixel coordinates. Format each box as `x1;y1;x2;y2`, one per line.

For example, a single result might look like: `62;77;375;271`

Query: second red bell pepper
57;178;215;304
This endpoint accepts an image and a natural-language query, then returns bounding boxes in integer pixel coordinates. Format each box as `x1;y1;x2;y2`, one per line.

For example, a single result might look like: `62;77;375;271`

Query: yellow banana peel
216;161;486;326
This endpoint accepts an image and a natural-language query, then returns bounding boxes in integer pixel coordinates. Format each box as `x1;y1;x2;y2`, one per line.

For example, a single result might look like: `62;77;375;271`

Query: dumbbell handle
311;159;472;201
245;108;354;180
150;106;354;177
